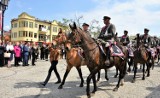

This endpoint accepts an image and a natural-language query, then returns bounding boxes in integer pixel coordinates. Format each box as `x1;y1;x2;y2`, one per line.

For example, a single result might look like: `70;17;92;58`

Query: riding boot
105;47;110;66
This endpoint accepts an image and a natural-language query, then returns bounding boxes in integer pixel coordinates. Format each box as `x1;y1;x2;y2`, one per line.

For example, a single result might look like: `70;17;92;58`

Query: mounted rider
82;23;90;36
78;23;90;59
120;30;130;46
141;28;151;48
98;16;116;65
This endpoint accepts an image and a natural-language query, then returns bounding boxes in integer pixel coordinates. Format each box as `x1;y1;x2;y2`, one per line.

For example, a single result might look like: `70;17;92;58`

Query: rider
141;28;151;48
98;16;116;65
120;30;130;46
82;23;90;34
77;23;90;59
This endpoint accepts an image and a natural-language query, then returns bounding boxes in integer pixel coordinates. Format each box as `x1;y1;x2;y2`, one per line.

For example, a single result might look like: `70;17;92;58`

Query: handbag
4;52;11;58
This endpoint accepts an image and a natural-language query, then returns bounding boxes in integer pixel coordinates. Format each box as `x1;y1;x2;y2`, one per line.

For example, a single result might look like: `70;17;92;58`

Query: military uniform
98;16;116;65
120;31;130;46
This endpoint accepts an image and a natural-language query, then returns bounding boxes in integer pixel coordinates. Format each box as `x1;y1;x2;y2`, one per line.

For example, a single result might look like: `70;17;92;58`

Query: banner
0;11;2;31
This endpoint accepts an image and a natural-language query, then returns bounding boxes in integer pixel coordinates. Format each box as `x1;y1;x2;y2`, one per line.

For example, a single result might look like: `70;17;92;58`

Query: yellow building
11;12;65;43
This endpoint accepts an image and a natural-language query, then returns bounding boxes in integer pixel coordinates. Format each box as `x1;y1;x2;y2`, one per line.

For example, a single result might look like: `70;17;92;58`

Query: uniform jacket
120;35;130;46
98;23;116;41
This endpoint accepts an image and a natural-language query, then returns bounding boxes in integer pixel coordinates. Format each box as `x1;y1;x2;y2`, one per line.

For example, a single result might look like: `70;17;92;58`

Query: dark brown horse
68;22;128;98
132;34;151;83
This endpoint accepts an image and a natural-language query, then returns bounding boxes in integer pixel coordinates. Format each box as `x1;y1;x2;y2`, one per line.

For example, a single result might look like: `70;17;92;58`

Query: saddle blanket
110;45;124;57
147;48;156;58
126;47;134;57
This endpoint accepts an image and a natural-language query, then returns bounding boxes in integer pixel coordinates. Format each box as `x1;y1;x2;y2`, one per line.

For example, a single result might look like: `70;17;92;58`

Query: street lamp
0;0;9;44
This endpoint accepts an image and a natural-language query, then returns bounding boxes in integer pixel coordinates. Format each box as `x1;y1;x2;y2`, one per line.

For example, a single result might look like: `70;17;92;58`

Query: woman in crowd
5;41;14;67
14;42;21;66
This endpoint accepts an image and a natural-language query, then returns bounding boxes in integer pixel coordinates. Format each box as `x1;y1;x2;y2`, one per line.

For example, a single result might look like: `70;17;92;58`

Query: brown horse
68;22;128;98
132;34;151;83
58;41;85;89
58;40;109;89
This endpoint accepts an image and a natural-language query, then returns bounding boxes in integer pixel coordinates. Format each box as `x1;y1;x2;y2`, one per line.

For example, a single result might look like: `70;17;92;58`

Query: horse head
68;22;82;45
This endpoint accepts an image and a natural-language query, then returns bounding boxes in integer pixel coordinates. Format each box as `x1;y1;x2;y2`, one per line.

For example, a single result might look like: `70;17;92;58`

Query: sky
3;0;160;36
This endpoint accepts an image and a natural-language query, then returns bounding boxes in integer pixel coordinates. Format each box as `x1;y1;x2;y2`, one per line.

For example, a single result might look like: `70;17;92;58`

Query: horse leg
91;74;97;94
142;64;145;80
114;67;118;78
86;68;99;98
104;69;109;81
113;69;125;91
132;63;137;83
96;70;101;82
76;67;84;87
146;63;151;77
152;58;154;70
58;66;72;89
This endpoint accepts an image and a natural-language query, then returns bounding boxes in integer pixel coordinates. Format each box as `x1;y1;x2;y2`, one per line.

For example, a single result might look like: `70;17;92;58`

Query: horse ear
115;32;118;36
73;22;77;29
69;24;73;30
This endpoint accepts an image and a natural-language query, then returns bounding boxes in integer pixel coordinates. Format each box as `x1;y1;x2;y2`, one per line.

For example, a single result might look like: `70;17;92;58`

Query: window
29;22;33;28
14;23;17;28
29;31;33;37
34;33;37;38
25;31;28;37
19;21;28;27
14;32;17;38
53;27;57;32
23;31;25;37
35;23;38;28
48;26;50;30
25;21;28;27
19;31;23;37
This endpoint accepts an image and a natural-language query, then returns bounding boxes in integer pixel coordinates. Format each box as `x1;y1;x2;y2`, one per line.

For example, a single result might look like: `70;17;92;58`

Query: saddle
97;39;124;57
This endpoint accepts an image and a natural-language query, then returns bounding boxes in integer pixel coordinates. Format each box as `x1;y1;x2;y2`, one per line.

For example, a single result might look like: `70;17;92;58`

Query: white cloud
70;0;160;36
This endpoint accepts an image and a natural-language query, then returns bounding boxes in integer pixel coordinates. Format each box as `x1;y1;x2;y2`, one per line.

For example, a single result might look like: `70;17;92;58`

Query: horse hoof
79;84;83;87
113;87;118;92
132;79;136;83
147;74;150;77
120;83;124;86
114;75;118;78
142;77;145;80
58;85;63;89
87;94;91;98
105;77;109;81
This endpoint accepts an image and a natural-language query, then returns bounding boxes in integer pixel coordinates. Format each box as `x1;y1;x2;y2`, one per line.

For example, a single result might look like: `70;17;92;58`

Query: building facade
11;12;64;43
